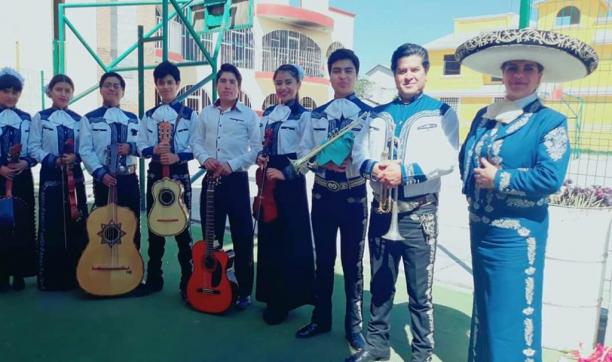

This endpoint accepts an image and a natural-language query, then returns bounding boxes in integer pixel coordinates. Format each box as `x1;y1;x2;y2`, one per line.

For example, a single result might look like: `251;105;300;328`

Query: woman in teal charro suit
455;29;599;362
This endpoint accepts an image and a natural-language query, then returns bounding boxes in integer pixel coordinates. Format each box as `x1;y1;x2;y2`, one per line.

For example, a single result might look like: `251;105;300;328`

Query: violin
63;139;80;221
252;128;278;223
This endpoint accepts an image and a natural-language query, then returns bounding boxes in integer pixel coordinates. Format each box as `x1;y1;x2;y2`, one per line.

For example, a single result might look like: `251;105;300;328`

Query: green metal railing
53;0;253;210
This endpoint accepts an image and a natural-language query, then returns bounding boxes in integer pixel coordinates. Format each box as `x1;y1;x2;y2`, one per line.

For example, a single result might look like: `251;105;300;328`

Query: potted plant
544;181;612;351
560;343;612;361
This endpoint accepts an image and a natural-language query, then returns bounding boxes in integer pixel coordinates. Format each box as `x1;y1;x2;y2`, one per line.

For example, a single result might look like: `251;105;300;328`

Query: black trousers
200;171;254;298
310;183;367;336
365;199;438;362
146;162;193;290
93;173;141;249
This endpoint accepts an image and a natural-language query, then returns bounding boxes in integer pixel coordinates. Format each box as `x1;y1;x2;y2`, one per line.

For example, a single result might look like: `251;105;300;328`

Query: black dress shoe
234;296;251;310
262;307;288;325
345;349;390;362
0;276;9;292
145;278;163;293
346;332;366;351
295;323;331;338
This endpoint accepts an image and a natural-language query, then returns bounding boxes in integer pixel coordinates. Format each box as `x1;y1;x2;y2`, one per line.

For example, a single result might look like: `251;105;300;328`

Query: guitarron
77;144;144;296
187;174;238;314
148;121;189;236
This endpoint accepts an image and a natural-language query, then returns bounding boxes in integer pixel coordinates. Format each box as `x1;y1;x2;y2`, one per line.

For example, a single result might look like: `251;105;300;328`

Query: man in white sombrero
456;28;598;362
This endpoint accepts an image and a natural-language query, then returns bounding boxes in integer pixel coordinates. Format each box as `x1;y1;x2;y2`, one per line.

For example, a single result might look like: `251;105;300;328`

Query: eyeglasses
102;83;122;90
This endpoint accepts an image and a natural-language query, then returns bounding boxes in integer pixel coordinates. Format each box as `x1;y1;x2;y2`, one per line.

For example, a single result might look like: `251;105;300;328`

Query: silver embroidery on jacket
544;127;568;161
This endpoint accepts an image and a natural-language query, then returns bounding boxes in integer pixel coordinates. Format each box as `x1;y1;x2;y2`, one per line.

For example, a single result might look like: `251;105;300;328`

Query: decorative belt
374;193;437;213
314;175;365;192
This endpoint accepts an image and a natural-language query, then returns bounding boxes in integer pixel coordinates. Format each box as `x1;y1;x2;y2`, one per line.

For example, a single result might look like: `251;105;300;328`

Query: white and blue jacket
137;101;196;162
260;101;309;179
352;94;459;199
29;108;83;167
79;106;140;182
0;107;36;167
301;93;371;179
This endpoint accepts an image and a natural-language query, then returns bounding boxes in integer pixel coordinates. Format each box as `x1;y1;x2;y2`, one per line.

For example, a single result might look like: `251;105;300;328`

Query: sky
328;0;524;72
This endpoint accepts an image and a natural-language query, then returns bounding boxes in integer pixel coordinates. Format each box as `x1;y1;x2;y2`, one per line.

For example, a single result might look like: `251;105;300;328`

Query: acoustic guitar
77;144;144;296
187;173;238;314
148;121;189;236
0;144;28;239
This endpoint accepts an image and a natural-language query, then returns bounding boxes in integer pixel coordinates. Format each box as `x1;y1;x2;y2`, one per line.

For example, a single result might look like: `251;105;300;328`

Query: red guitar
187;173;238;314
62;139;80;221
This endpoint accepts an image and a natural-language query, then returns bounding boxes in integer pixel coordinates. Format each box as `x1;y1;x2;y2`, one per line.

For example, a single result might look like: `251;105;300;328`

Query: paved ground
25;154;612;359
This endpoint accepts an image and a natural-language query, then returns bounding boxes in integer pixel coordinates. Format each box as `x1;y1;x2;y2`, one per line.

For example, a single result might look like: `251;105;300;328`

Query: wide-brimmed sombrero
455;28;599;82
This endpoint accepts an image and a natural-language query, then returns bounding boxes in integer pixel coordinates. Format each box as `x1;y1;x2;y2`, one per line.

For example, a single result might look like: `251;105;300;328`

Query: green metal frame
53;0;252;209
53;0;231;103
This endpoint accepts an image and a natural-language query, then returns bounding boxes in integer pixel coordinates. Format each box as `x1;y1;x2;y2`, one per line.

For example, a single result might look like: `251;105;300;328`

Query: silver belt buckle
326;180;341;191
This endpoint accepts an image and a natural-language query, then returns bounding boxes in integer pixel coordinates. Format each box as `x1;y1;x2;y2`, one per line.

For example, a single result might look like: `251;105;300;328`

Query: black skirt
256;154;315;311
37;163;88;291
0;168;37;277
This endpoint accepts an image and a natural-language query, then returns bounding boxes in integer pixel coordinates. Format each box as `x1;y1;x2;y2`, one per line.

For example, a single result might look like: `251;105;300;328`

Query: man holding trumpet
347;43;459;362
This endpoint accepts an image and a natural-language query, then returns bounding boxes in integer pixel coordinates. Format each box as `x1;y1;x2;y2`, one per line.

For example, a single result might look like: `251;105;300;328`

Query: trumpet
291;111;370;175
377;115;398;213
376;115;405;241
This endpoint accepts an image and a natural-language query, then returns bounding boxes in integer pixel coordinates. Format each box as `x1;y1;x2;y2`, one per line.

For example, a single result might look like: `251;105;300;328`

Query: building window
300;96;317;111
326;42;344;58
239;92;252;108
440;97;459;112
182;30;213;62
178;85;201;111
556;6;580;26
221;29;254;69
491;76;503;82
155;8;253;68
443;55;461;75
262;94;278;110
493;97;505;103
202;89;212;108
262;30;323;77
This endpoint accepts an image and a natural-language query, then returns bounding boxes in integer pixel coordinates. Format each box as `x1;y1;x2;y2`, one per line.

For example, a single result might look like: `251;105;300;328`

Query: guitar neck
162;165;170;178
5;178;13;198
205;180;216;255
107;184;117;205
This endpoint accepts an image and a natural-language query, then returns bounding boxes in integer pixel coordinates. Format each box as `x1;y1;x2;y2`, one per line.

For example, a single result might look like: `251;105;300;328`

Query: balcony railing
261;47;323;78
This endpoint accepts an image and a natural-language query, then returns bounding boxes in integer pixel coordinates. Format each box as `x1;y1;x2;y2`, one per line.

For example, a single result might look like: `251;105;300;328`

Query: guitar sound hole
104;226;120;244
159;188;175;206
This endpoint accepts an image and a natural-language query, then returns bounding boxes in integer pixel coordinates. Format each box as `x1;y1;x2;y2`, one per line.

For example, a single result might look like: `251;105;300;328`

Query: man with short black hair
347;43;459;362
296;48;370;351
80;72;141;250
137;61;196;301
191;63;260;310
